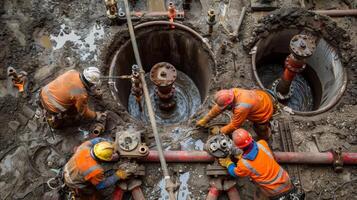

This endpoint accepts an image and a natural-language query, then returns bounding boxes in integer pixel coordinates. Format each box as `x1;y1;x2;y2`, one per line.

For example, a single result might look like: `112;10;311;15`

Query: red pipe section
206;187;220;200
131;187;145;200
112;187;124;200
314;9;357;17
142;151;357;165
144;150;215;162
227;187;241;200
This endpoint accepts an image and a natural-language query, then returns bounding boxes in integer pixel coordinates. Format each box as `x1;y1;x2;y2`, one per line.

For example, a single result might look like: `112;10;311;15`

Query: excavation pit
109;21;215;124
252;29;347;115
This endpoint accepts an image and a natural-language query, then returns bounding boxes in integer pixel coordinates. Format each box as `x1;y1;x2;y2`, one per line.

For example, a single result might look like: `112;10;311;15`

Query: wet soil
0;0;356;200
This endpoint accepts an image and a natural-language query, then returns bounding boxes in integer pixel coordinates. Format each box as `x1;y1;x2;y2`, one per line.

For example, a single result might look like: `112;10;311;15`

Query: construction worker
63;137;136;199
197;88;276;140
219;129;303;200
39;67;104;128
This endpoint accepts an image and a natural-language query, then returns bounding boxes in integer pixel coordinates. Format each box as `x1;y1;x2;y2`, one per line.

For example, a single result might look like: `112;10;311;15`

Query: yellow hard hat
93;141;115;161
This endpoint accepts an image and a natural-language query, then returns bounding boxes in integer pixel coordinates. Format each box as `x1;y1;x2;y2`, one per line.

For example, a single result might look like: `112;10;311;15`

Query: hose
122;1;176;199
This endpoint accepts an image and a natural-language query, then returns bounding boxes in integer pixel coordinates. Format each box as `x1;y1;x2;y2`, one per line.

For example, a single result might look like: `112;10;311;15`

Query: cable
122;1;177;199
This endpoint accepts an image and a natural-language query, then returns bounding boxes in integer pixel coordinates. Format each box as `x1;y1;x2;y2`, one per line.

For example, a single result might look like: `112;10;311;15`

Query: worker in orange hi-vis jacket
39;67;105;128
197;88;276;140
219;129;304;200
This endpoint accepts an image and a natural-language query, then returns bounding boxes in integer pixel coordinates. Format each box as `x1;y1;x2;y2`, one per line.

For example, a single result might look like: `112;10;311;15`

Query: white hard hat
83;67;101;86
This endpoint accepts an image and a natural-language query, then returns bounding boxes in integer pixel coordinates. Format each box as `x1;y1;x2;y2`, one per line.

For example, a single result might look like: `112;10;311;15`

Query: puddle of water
178;172;190;199
128;71;201;125
50;24;105;61
156;172;191;200
180;138;204;151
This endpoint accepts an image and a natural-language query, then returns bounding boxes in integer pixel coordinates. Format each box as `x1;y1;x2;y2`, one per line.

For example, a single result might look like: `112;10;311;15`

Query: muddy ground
0;0;356;199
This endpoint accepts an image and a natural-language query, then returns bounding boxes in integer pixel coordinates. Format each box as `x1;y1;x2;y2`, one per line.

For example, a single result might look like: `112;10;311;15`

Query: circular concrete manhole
109;21;215;124
251;29;347;116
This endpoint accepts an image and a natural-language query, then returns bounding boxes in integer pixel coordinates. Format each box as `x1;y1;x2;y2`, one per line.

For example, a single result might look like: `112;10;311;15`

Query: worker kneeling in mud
197;88;276;140
64;137;137;199
219;129;304;200
39;67;105;128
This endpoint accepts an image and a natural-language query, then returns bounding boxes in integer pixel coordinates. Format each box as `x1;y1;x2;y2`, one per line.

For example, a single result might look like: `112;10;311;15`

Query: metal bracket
331;147;344;173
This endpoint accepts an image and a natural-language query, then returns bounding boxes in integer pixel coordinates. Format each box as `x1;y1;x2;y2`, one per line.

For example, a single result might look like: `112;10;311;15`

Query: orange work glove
219;157;233;168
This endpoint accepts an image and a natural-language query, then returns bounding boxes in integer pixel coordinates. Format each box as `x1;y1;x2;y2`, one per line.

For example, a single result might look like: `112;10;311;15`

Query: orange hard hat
214;89;234;109
232;128;253;149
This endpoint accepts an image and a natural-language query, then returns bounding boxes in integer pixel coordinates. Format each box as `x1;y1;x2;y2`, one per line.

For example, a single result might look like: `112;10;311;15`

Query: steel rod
142;151;357;164
122;1;176;200
314;9;357;17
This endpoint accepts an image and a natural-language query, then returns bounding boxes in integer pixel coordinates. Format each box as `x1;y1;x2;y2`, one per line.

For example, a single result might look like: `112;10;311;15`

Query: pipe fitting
207;9;217;34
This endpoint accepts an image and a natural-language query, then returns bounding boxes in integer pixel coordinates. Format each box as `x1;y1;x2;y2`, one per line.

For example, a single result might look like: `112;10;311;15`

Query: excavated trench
252;29;347;115
109;21;215;124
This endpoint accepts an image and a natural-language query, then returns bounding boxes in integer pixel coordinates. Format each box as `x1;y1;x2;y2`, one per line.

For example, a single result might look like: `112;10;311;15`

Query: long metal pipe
314;9;357;17
122;1;176;200
142;151;357;164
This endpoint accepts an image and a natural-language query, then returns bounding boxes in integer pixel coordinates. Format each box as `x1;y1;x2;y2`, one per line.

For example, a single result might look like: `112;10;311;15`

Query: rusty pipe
92;113;107;136
112;187;124;200
206;187;220;200
142;151;357;165
131;186;145;200
227;187;241;200
314;9;357;17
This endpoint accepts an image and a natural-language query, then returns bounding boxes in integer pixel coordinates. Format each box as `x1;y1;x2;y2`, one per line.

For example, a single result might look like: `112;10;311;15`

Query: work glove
210;126;221;135
115;169;128;180
219;157;233;168
115;162;139;179
196;118;208;127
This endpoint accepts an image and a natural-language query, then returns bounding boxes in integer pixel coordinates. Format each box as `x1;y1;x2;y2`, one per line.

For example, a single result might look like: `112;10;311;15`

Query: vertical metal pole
122;1;176;199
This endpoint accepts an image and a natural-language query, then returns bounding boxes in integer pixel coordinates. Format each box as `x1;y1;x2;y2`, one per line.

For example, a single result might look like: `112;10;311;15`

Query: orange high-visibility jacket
234;140;292;197
40;70;96;119
64;140;104;188
206;88;274;134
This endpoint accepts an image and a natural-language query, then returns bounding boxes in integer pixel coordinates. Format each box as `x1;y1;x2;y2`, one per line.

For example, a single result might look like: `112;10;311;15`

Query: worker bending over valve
219;129;304;200
63;137;137;199
197;88;276;140
39;67;105;128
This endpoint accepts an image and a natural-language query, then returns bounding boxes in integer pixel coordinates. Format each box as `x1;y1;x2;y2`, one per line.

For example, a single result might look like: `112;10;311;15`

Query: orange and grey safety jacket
205;88;274;134
40;70;96;119
63;138;120;190
227;140;292;197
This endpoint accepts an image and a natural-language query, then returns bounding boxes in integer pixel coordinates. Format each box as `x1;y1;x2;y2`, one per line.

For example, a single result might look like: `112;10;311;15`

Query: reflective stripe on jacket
64;141;104;188
206;88;274;134
40;70;96;119
234;140;292;197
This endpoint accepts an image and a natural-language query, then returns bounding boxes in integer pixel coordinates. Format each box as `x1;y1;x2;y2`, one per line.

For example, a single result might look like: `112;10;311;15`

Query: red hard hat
214;89;234;109
232;128;253;149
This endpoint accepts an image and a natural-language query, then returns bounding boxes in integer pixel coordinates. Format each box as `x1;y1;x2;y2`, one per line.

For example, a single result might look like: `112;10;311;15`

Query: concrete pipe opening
252;29;347;116
109;21;215;124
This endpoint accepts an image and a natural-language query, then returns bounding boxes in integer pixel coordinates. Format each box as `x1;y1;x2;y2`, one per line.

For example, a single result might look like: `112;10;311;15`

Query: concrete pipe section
251;29;347;115
109;21;215;124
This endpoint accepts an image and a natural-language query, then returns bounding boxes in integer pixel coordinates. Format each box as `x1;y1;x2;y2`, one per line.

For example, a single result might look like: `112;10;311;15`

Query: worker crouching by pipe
63;138;138;199
39;67;106;129
219;129;305;200
197;88;277;140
